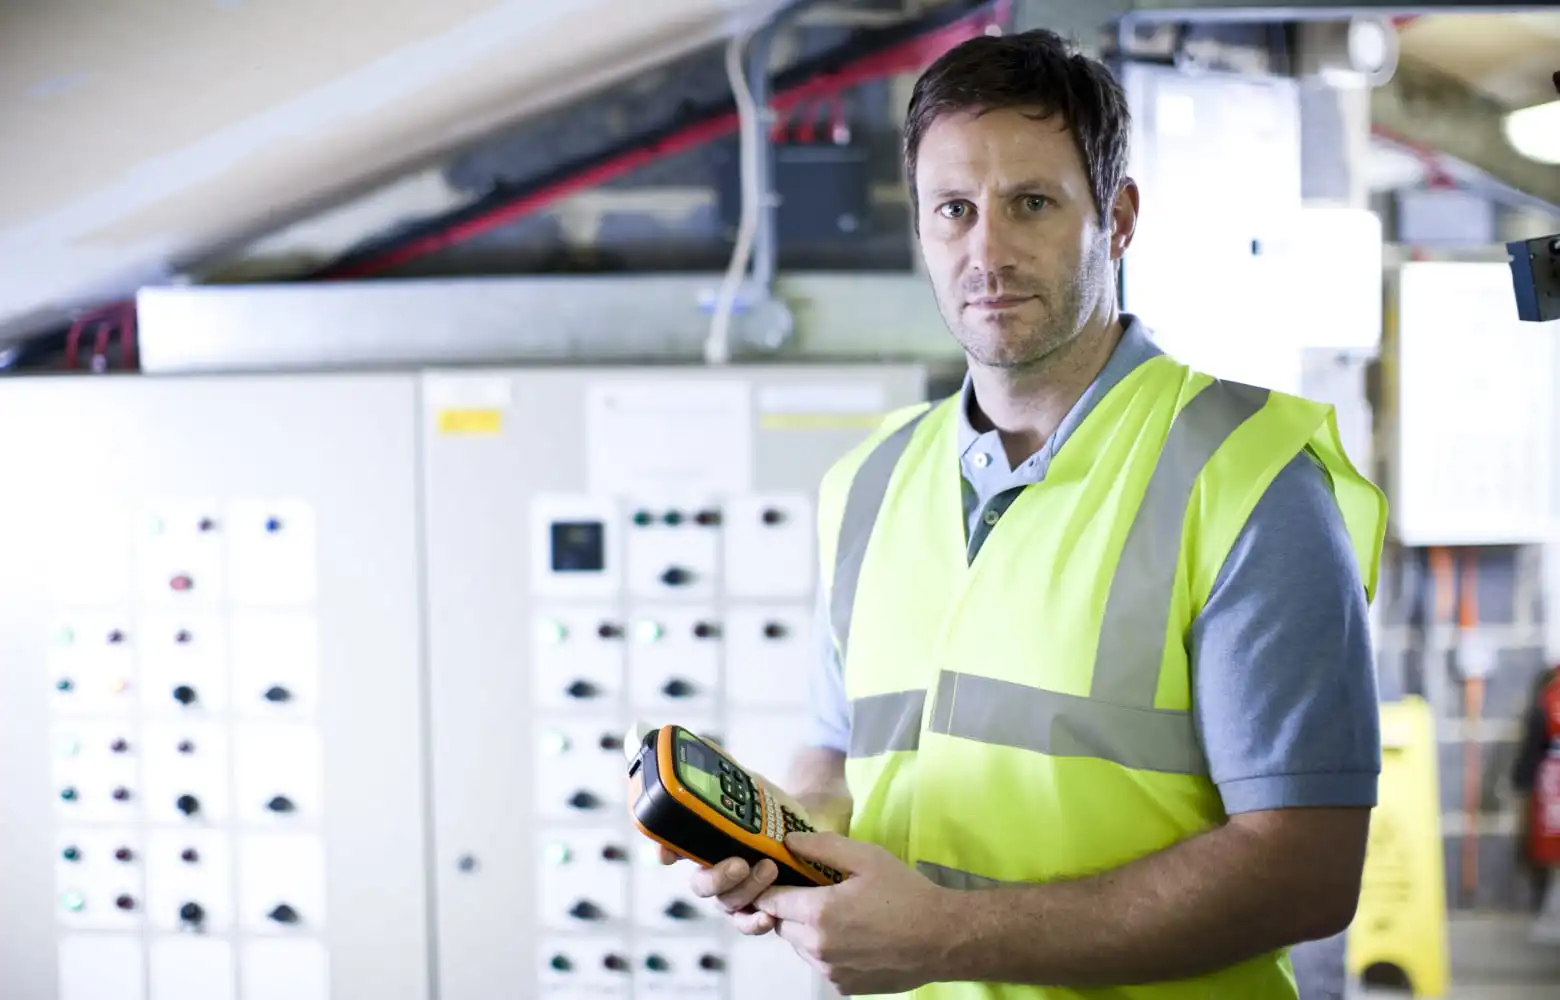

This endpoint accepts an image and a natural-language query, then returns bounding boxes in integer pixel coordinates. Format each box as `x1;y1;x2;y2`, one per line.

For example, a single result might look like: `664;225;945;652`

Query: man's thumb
782;831;872;872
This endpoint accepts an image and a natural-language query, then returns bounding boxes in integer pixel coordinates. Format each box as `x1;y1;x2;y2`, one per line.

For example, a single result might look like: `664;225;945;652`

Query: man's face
913;106;1130;371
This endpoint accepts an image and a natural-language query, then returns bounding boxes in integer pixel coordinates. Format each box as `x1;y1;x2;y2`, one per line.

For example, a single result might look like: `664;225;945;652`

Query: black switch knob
597;733;623;752
110;738;130;754
112;786;132;802
761;508;785;525
695;509;722;526
177;740;195;755
596;622;623;639
175;794;200;816
692;621;721;639
603;955;629;973
179;902;204;924
660;566;691;586
699;954;726;972
662;679;695;699
267;904;299;925
114;847;134;862
266;795;295;814
262;686;291;703
565;680;597;700
568;900;604;921
764;621;789;640
665;899;699;920
549;954;572;972
568;790;599;811
601;845;628;862
115;894;136;911
645;954;671;972
172;685;197;706
180;848;200;864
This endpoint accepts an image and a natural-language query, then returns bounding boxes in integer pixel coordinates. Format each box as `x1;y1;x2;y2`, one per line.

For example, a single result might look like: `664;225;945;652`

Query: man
660;27;1387;999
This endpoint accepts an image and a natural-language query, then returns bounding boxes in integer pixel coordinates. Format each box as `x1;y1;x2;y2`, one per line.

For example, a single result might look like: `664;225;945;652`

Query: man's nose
967;213;1020;273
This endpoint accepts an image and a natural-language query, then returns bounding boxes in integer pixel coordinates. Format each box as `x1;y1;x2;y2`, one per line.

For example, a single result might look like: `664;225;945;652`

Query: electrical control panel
0;362;927;1000
0;375;431;1000
420;366;926;1000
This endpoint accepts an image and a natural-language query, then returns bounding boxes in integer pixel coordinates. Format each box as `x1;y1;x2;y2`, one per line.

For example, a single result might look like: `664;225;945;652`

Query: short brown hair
903;29;1132;227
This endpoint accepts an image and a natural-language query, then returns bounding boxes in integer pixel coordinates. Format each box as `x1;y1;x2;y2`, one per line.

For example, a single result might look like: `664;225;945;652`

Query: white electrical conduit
704;25;764;366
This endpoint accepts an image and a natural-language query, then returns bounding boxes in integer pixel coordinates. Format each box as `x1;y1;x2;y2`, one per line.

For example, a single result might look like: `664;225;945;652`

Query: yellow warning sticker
437;408;504;435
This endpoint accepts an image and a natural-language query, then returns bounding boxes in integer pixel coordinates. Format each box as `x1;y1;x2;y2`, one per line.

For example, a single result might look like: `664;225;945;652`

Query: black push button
565;680;598;699
176;794;200;816
664;900;699;920
263;686;291;703
268;904;299;924
568;900;604;921
180;902;204;924
568;790;599;810
172;685;197;706
660;566;692;587
662;679;694;699
699;954;726;972
266;795;295;814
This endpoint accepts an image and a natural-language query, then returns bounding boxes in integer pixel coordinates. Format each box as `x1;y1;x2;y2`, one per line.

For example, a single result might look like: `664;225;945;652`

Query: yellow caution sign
1345;695;1450;996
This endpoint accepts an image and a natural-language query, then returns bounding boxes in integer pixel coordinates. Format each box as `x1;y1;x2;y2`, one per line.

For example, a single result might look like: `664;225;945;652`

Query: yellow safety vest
815;353;1387;1000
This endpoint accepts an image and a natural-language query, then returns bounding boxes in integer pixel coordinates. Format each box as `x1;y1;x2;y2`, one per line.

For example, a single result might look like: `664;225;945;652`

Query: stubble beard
941;240;1110;375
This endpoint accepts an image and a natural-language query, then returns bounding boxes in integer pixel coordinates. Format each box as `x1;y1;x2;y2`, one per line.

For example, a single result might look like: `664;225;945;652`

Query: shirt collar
955;313;1163;460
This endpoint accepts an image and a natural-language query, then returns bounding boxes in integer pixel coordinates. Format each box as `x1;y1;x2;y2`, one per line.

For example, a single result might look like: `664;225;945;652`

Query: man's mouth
967;295;1034;308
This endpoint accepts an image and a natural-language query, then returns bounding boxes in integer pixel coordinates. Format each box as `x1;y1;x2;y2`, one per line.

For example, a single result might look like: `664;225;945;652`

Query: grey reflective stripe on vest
829;405;934;663
916;860;1010;890
849;689;926;758
1089;380;1269;706
836;379;1268;774
927;669;1206;775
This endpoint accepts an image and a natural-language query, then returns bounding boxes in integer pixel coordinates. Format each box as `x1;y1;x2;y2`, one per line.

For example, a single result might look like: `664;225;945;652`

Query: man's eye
1023;195;1048;212
938;202;968;220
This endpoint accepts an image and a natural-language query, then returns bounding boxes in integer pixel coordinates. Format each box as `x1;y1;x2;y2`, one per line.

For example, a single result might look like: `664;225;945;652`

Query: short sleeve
806;588;852;754
1190;451;1382;815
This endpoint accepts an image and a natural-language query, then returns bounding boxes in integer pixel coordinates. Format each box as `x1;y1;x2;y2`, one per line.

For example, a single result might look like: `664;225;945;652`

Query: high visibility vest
815;354;1388;1000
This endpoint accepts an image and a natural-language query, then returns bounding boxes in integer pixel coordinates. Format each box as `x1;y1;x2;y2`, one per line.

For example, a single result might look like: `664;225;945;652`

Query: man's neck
966;312;1125;467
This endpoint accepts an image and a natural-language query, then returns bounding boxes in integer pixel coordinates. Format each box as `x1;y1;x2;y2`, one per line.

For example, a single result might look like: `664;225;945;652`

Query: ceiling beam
1371;55;1560;210
1016;1;1555;46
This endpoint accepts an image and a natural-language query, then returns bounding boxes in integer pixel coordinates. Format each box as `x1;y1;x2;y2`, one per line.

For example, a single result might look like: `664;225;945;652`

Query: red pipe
321;4;1007;280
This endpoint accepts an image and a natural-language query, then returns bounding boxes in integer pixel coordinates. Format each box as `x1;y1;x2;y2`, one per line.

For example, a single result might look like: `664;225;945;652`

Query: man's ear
1109;178;1141;260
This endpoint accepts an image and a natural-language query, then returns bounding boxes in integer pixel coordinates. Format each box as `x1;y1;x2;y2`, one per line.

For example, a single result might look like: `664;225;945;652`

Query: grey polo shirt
807;315;1381;815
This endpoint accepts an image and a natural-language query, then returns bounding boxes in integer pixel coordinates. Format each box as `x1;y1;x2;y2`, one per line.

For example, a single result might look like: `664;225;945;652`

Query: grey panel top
807;316;1381;814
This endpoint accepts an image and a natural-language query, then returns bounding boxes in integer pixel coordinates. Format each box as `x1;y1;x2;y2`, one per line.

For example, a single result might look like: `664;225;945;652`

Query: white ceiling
1;3;1555;348
0;0;781;342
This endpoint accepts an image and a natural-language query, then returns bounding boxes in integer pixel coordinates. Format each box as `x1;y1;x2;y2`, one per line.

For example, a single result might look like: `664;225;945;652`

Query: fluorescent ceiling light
1504;99;1560;165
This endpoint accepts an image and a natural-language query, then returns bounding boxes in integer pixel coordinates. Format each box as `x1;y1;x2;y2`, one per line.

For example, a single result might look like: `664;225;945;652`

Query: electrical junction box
0;360;928;1000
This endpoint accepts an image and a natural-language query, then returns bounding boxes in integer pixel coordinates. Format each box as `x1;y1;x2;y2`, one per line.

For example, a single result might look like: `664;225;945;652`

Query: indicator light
169;574;193;593
61;892;85;912
535;619;567;645
633;620;664;644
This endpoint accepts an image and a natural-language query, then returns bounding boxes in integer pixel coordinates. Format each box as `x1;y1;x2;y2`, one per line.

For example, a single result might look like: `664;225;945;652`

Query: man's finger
658;847;680;865
714;859;777;914
783;831;873;873
775;914;823;962
688;858;751;898
754;884;822;924
731;909;776;936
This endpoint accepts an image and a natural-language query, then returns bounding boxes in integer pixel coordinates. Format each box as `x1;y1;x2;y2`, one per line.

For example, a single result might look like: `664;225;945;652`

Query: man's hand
754;831;950;997
658;771;834;936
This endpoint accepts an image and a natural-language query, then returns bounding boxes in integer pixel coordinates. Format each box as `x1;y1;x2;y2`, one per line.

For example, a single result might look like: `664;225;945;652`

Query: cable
1457;547;1484;907
704;27;764;366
